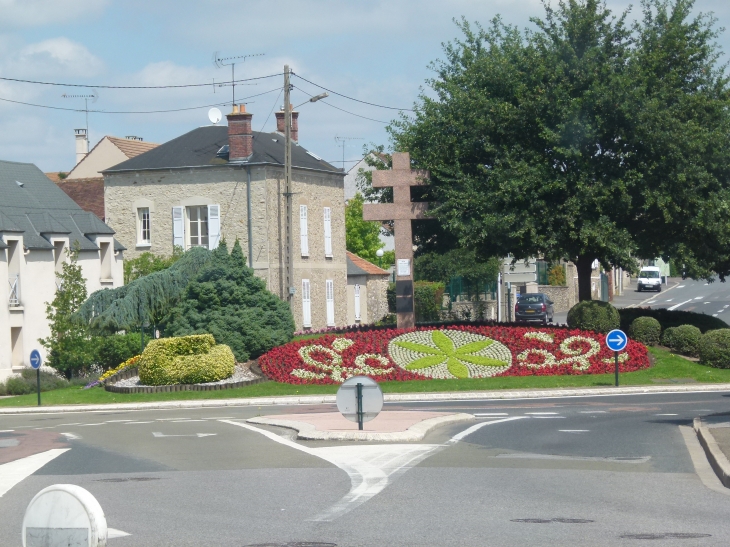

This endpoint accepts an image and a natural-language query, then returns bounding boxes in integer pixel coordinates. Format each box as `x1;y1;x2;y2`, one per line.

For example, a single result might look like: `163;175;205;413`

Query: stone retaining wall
537;285;576;312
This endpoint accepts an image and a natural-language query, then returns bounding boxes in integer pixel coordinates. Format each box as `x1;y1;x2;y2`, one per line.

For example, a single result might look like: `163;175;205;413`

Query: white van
637;266;662;292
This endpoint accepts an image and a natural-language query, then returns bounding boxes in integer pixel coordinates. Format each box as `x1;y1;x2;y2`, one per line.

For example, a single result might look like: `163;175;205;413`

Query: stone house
0;160;124;380
345;251;390;325
103;105;352;331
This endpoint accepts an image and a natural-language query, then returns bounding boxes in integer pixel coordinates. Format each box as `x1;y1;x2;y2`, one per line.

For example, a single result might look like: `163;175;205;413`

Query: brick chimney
274;106;299;142
226;104;253;160
74;128;88;165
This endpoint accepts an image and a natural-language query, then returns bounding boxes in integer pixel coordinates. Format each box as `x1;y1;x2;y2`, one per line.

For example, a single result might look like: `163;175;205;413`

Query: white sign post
22;484;108;547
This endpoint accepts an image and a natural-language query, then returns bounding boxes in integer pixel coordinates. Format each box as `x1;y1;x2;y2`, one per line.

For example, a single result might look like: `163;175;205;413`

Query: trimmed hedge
629;316;661;345
619;308;727;334
699;329;730;369
662;325;702;357
567;301;620;334
138;334;235;386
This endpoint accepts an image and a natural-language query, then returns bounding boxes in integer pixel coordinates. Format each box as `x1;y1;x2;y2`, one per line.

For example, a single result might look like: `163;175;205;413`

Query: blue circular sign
29;349;42;370
605;329;628;352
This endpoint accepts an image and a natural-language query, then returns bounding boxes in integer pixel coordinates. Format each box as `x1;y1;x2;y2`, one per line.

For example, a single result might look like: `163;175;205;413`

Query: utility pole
284;65;294;306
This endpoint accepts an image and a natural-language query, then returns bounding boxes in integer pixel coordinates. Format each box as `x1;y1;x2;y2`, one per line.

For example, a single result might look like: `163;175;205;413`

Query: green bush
629;316;661;345
666;325;702;356
94;333;151;371
567;301;620;333
386;281;445;322
0;369;72;395
619;308;726;333
699;329;730;368
162;241;294;362
5;376;33;395
661;327;678;349
138;334;235;385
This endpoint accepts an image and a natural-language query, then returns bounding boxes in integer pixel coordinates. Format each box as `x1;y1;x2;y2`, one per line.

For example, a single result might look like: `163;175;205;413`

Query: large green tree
390;0;730;300
345;192;394;266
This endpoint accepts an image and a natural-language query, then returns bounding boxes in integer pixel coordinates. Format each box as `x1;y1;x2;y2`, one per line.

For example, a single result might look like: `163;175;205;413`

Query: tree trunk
576;256;594;301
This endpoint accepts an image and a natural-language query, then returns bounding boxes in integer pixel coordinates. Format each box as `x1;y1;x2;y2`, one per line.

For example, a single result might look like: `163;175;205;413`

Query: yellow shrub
138;334;234;386
99;354;140;383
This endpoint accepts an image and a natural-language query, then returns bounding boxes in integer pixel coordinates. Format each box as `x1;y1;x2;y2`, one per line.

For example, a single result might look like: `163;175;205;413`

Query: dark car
515;293;554;324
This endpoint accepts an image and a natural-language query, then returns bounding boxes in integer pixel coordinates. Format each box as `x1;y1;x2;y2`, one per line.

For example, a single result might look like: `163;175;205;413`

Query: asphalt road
3;392;730;546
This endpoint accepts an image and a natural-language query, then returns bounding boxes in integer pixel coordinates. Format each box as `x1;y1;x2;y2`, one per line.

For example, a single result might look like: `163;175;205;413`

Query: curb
694;418;730;489
1;383;730;414
246;412;475;441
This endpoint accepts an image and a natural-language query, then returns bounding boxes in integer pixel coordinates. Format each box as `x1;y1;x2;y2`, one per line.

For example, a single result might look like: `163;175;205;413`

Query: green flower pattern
389;330;512;379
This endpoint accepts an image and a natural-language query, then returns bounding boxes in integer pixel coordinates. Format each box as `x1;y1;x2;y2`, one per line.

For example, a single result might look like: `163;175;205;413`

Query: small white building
0;160;124;380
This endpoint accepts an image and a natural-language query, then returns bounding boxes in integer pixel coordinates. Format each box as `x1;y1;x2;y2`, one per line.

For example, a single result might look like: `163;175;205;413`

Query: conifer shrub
665;325;702;357
161;240;295;362
138;334;235;385
699;329;730;369
567;301;620;334
629;316;661;346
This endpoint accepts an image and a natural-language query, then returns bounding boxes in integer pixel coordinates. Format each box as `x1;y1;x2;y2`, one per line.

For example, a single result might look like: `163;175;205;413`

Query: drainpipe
246;166;253;268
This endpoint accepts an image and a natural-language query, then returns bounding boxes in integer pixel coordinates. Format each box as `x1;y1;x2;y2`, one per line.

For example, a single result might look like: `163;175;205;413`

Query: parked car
637;266;662;292
515;293;554;324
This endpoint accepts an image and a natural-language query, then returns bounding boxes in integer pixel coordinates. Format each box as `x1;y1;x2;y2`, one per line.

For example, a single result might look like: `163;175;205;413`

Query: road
3;392;730;546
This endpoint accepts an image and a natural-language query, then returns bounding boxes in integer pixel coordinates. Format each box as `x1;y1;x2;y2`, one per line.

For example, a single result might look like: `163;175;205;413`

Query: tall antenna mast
334;136;364;171
213;52;265;108
61;90;98;147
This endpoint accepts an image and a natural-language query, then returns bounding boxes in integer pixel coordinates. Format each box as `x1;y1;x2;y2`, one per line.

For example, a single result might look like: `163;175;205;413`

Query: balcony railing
8;274;20;307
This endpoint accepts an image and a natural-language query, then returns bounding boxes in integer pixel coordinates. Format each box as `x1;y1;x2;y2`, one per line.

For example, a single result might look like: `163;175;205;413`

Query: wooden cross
363;152;429;328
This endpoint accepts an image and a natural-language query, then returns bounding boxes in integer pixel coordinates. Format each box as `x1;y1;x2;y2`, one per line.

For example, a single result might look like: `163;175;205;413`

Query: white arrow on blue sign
29;349;42;370
605;329;628;352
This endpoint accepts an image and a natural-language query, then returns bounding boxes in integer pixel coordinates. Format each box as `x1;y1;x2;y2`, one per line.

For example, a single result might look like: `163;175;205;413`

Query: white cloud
16;37;104;78
0;0;109;29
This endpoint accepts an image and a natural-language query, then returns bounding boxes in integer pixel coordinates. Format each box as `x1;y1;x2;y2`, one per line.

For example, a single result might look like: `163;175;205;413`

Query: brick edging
694;417;730;488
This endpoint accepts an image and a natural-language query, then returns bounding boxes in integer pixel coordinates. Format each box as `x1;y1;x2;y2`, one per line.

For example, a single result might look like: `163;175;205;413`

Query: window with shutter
208;204;221;250
354;283;361;321
302;279;312;328
300;205;309;256
325;279;335;327
172;206;185;249
323;207;332;257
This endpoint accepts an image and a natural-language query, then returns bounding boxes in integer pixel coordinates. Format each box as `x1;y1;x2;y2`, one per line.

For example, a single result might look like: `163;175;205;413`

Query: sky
1;0;729;173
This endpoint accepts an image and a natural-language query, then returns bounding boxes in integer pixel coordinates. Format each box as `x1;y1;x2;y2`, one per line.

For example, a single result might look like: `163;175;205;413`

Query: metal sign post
605;329;628;387
29;349;42;406
336;376;384;429
356;382;364;430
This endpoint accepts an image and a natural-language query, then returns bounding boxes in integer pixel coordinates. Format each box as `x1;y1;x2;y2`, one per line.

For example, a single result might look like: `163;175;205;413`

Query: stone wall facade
366;275;390;323
537;285;576;312
104;164;347;331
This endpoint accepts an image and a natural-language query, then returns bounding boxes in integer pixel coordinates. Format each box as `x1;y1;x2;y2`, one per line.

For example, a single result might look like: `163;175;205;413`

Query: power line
292;85;390;124
292;73;414;111
0;72;281;89
0;87;282;114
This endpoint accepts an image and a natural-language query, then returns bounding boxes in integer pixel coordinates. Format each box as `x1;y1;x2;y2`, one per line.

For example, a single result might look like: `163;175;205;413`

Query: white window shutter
300;205;309;256
172;206;185;248
326;279;335;327
354;284;361;321
302;279;312;328
323;207;332;257
208;204;221;249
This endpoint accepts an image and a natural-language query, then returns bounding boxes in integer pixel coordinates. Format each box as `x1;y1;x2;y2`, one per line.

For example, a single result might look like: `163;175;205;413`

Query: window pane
189;207;198;221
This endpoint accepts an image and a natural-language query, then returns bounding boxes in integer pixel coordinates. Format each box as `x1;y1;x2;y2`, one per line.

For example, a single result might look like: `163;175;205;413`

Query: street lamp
376;248;384;269
283;66;328;305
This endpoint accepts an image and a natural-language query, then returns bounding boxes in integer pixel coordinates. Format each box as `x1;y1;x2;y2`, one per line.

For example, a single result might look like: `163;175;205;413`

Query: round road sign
22;484;108;547
605;329;628;352
29;349;42;370
336;375;383;423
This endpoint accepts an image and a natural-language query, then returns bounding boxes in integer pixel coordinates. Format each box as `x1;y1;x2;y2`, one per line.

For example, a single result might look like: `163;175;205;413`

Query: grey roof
104;126;343;174
0;159;124;251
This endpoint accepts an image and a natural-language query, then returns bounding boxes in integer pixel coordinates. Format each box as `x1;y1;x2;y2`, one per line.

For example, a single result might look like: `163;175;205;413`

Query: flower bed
259;325;650;385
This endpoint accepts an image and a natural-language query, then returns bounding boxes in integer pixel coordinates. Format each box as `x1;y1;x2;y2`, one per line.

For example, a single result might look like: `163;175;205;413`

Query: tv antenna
61;89;98;147
213;52;265;108
334;136;364;171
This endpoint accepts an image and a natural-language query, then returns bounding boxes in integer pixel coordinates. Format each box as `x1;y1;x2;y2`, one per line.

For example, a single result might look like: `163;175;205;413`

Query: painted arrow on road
152;432;216;438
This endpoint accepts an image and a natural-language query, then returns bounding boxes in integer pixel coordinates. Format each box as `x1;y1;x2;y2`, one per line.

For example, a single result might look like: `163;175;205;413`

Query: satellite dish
208;107;222;125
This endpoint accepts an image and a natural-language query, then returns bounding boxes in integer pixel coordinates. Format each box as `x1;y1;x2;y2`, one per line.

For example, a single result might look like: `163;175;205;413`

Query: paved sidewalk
707;424;730;461
1;382;729;414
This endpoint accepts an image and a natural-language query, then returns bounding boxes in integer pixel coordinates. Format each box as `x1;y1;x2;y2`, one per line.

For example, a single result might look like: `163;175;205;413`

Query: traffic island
247;411;474;441
694;417;730;488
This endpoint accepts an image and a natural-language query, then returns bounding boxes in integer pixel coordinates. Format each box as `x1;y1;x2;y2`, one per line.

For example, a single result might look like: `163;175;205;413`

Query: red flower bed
258;325;650;385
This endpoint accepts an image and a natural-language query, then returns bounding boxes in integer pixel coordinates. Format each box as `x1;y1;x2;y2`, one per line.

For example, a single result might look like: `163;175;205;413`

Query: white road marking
559;430;589;433
525;412;558;415
665;299;674;302
705;302;710;305
705;283;709;286
0;448;70;498
718;310;725;314
694;297;703;300
713;314;719;317
677;285;686;288
78;423;106;426
647;300;657;304
580;411;607;414
123;421;154;424
473;413;509;417
59;432;81;440
222;416;526;522
104;420;133;423
0;430;14;433
171;419;207;422
531;416;566;419
59;423;81;426
108;528;131;539
152;432;216;438
206;417;234;420
724;305;729;309
668;299;693;311
655;413;678;416
495;452;651;463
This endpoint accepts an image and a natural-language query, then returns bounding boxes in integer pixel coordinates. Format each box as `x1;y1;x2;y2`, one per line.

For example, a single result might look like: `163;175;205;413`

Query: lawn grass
1;347;728;408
